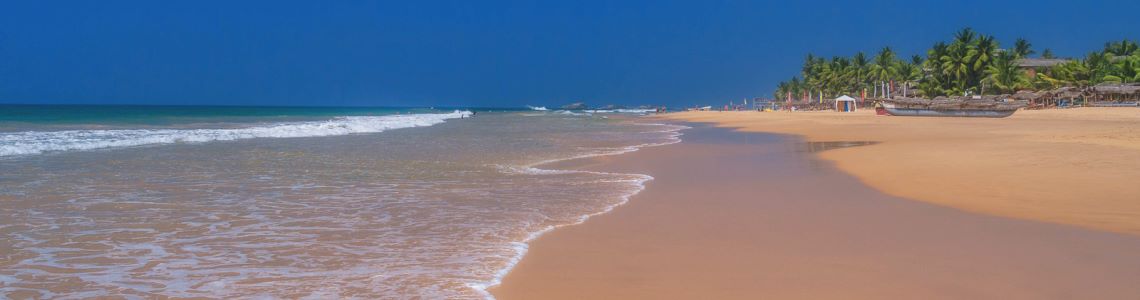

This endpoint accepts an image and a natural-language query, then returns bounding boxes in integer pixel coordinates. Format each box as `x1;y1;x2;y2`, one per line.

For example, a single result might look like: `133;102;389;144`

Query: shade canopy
835;95;856;101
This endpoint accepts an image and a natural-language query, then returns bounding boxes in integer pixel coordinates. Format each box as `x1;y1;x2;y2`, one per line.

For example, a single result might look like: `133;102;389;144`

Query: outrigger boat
877;97;1025;118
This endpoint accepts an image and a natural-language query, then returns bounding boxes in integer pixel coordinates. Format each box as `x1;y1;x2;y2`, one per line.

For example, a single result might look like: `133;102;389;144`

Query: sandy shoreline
660;108;1140;236
490;123;1140;299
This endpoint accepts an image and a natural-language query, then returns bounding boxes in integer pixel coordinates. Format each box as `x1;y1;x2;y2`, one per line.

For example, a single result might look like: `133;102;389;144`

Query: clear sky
2;1;1137;108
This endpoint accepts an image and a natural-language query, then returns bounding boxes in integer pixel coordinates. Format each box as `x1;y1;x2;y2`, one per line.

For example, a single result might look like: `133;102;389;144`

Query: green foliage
985;51;1028;93
775;31;1140;98
1013;38;1034;58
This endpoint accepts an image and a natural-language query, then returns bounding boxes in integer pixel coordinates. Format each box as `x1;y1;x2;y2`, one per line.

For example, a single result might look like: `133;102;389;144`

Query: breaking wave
0;111;472;156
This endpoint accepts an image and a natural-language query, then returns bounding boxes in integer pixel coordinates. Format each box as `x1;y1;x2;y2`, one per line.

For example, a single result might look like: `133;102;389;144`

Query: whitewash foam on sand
0;109;682;299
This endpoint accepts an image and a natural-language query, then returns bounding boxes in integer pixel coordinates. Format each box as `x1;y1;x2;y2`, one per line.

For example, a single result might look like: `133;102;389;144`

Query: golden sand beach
491;123;1140;299
662;107;1140;235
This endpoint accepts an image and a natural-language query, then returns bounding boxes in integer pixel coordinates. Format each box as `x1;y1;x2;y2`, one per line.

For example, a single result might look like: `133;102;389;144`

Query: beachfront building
834;95;857;112
1016;58;1070;78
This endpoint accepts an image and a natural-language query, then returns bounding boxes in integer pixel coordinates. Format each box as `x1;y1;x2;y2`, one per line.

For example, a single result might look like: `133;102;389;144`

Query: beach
491;123;1140;299
661;108;1140;235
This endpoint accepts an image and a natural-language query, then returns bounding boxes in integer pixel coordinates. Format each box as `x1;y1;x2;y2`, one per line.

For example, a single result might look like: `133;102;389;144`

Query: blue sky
1;0;1137;107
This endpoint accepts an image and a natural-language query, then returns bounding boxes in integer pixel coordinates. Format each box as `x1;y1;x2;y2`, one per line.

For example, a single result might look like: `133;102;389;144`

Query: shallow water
0;109;683;298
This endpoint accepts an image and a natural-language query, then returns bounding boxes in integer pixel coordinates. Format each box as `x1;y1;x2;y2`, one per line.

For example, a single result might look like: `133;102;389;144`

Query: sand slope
491;126;1140;299
661;108;1140;235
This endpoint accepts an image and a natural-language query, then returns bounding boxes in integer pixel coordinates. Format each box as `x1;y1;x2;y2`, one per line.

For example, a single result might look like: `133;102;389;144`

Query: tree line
774;28;1139;100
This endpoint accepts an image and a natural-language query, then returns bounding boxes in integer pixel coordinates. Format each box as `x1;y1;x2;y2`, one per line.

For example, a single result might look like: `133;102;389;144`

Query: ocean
0;105;683;299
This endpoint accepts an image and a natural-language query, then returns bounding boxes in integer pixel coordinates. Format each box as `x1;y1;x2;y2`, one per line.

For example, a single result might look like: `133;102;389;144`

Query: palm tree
829;56;853;95
895;59;922;97
1110;54;1140;82
941;38;973;95
970;35;1000;93
851;52;870;93
1013;38;1034;58
775;28;1137;99
870;47;897;96
953;28;977;46
775;80;789;99
924;42;950;96
1041;60;1092;88
802;54;817;78
1104;40;1138;56
1085;51;1113;84
985;51;1028;94
783;76;803;101
972;35;999;74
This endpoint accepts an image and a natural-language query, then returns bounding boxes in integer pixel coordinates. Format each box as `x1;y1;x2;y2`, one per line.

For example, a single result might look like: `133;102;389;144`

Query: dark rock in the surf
560;102;588;110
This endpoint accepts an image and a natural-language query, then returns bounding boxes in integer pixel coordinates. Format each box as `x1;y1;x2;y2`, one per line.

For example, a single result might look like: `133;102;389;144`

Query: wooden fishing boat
878;98;1025;118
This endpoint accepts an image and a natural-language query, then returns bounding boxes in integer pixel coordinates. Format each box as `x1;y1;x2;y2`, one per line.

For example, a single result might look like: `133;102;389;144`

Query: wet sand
660;108;1140;235
490;125;1140;299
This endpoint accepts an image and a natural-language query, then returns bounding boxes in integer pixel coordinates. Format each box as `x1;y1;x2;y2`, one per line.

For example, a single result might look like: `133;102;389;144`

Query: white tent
834;95;857;112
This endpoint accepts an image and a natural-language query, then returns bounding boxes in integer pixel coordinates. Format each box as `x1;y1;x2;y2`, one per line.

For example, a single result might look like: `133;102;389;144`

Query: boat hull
882;107;1017;118
880;102;1018;118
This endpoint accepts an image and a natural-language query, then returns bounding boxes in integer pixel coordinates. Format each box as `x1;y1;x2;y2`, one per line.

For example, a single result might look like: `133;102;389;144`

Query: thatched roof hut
1088;83;1140;102
1010;90;1044;101
1050;87;1084;99
1090;83;1140;95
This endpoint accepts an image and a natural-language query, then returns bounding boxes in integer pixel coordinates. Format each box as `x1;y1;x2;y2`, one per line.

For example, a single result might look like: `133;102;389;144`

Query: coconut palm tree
895;58;922;97
941;39;974;95
851;51;870;92
870;47;897;96
1041;60;1092;88
829;56;853;95
953;28;977;48
1113;54;1140;82
1104;40;1138;56
802;54;817;79
790;76;804;97
984;51;1028;94
774;28;1136;99
969;35;1000;93
1013;38;1034;58
921;42;950;96
972;35;999;80
1085;51;1113;84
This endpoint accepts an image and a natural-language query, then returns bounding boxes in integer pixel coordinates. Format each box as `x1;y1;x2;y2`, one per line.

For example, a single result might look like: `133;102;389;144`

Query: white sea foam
525;105;548;111
553;110;590;116
0;114;688;299
467;172;652;300
584;108;657;114
0;111;471;156
470;121;688;299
